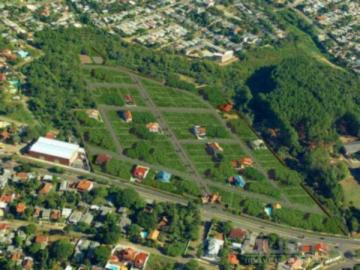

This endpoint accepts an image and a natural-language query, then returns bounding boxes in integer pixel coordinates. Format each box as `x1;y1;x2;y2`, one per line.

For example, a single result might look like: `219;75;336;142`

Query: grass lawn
163;111;231;140
106;109;187;171
92;86;146;106
83;67;133;84
340;177;360;208
229;118;258;141
141;79;207;108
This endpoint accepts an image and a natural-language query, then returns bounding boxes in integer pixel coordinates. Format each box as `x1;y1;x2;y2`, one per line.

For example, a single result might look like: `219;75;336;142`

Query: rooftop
29;137;80;160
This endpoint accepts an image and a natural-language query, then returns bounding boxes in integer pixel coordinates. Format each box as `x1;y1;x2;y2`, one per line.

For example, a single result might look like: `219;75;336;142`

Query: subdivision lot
141;79;207;108
163;111;232;140
105;109;187;171
92;86;146;107
83;66;133;83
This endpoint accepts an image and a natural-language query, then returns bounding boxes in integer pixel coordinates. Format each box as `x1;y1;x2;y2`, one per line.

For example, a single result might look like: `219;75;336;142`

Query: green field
92;86;146;106
83;67;133;83
163;111;231;140
141;79;207;108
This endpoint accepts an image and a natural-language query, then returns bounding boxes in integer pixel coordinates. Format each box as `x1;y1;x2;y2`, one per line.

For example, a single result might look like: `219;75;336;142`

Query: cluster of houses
106;246;149;270
202;221;342;269
121;110;161;134
297;0;360;73
66;0;286;64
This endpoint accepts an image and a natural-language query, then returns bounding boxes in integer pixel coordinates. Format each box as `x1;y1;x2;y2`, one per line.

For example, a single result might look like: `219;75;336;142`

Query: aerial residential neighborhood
0;0;359;269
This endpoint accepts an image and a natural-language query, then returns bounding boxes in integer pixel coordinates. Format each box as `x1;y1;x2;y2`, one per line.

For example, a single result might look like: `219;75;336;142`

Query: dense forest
23;26;360;233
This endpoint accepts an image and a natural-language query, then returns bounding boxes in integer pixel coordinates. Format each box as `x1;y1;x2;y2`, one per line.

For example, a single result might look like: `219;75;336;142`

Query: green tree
92;245;111;266
49;240;74;262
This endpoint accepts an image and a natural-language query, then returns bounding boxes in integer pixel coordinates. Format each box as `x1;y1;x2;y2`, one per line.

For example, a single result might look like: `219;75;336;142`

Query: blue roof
156;171;171;182
264;206;272;217
233;175;246;188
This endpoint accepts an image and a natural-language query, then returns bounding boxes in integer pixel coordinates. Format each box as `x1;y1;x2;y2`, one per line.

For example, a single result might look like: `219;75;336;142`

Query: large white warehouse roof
29;137;80;160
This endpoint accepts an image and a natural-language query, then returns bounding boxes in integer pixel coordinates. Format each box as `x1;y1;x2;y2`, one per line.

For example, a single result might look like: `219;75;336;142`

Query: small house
95;154;112;166
192;125;207;140
228;175;246;188
132;165;150;181
206;142;224;156
76;180;93;192
38;183;53;195
124;95;135;106
122;111;133;123
16;203;26;215
146;122;160;133
156;171;171;183
217;102;233;113
250;139;266;150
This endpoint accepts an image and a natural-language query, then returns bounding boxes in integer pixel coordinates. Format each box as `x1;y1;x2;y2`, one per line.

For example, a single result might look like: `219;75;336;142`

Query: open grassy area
146;254;176;270
83;67;133;84
163;111;231;140
106;109;187;171
92;86;146;106
229;118;258;141
340;177;360;208
141;79;207;108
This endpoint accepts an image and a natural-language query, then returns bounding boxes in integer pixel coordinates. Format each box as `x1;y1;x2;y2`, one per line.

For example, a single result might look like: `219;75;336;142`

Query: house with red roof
16;203;26;215
206;142;224;156
146;122;160;133
217;102;233;113
95;154;112;166
228;253;240;265
76;180;94;192
132;165;150;181
122;111;133;123
134;252;149;269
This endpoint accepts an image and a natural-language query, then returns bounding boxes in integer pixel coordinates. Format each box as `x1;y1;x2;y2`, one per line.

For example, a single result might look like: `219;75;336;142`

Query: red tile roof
218;102;233;112
229;228;247;240
132;165;149;180
16;203;26;214
77;180;93;192
35;235;49;245
95;154;112;166
134;252;148;269
228;253;240;265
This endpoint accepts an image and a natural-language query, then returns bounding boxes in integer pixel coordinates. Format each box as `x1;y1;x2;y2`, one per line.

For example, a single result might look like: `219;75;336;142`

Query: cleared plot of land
106;109;187;171
83;67;134;84
91;86;146;107
229;118;258;141
141;79;207;108
340;177;360;208
75;111;115;151
163;111;231;140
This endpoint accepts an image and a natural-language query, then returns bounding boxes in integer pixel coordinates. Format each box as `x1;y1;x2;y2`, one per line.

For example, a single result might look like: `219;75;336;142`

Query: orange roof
314;243;327;252
148;230;160;241
45;131;57;139
95;154;112;165
300;245;311;253
50;210;61;220
0;223;9;230
77;180;93;192
35;235;49;244
16;203;26;214
134;252;148;269
218;102;233;112
38;183;53;194
228;253;240;265
123;111;132;122
0;130;11;139
240;157;254;166
10;250;22;261
16;172;29;181
0;73;6;82
0;194;15;203
133;165;149;180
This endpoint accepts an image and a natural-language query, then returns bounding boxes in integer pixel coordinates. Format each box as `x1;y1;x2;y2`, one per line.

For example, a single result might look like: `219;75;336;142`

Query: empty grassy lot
92;86;146;106
141;79;207;108
83;67;133;84
163;111;231;140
